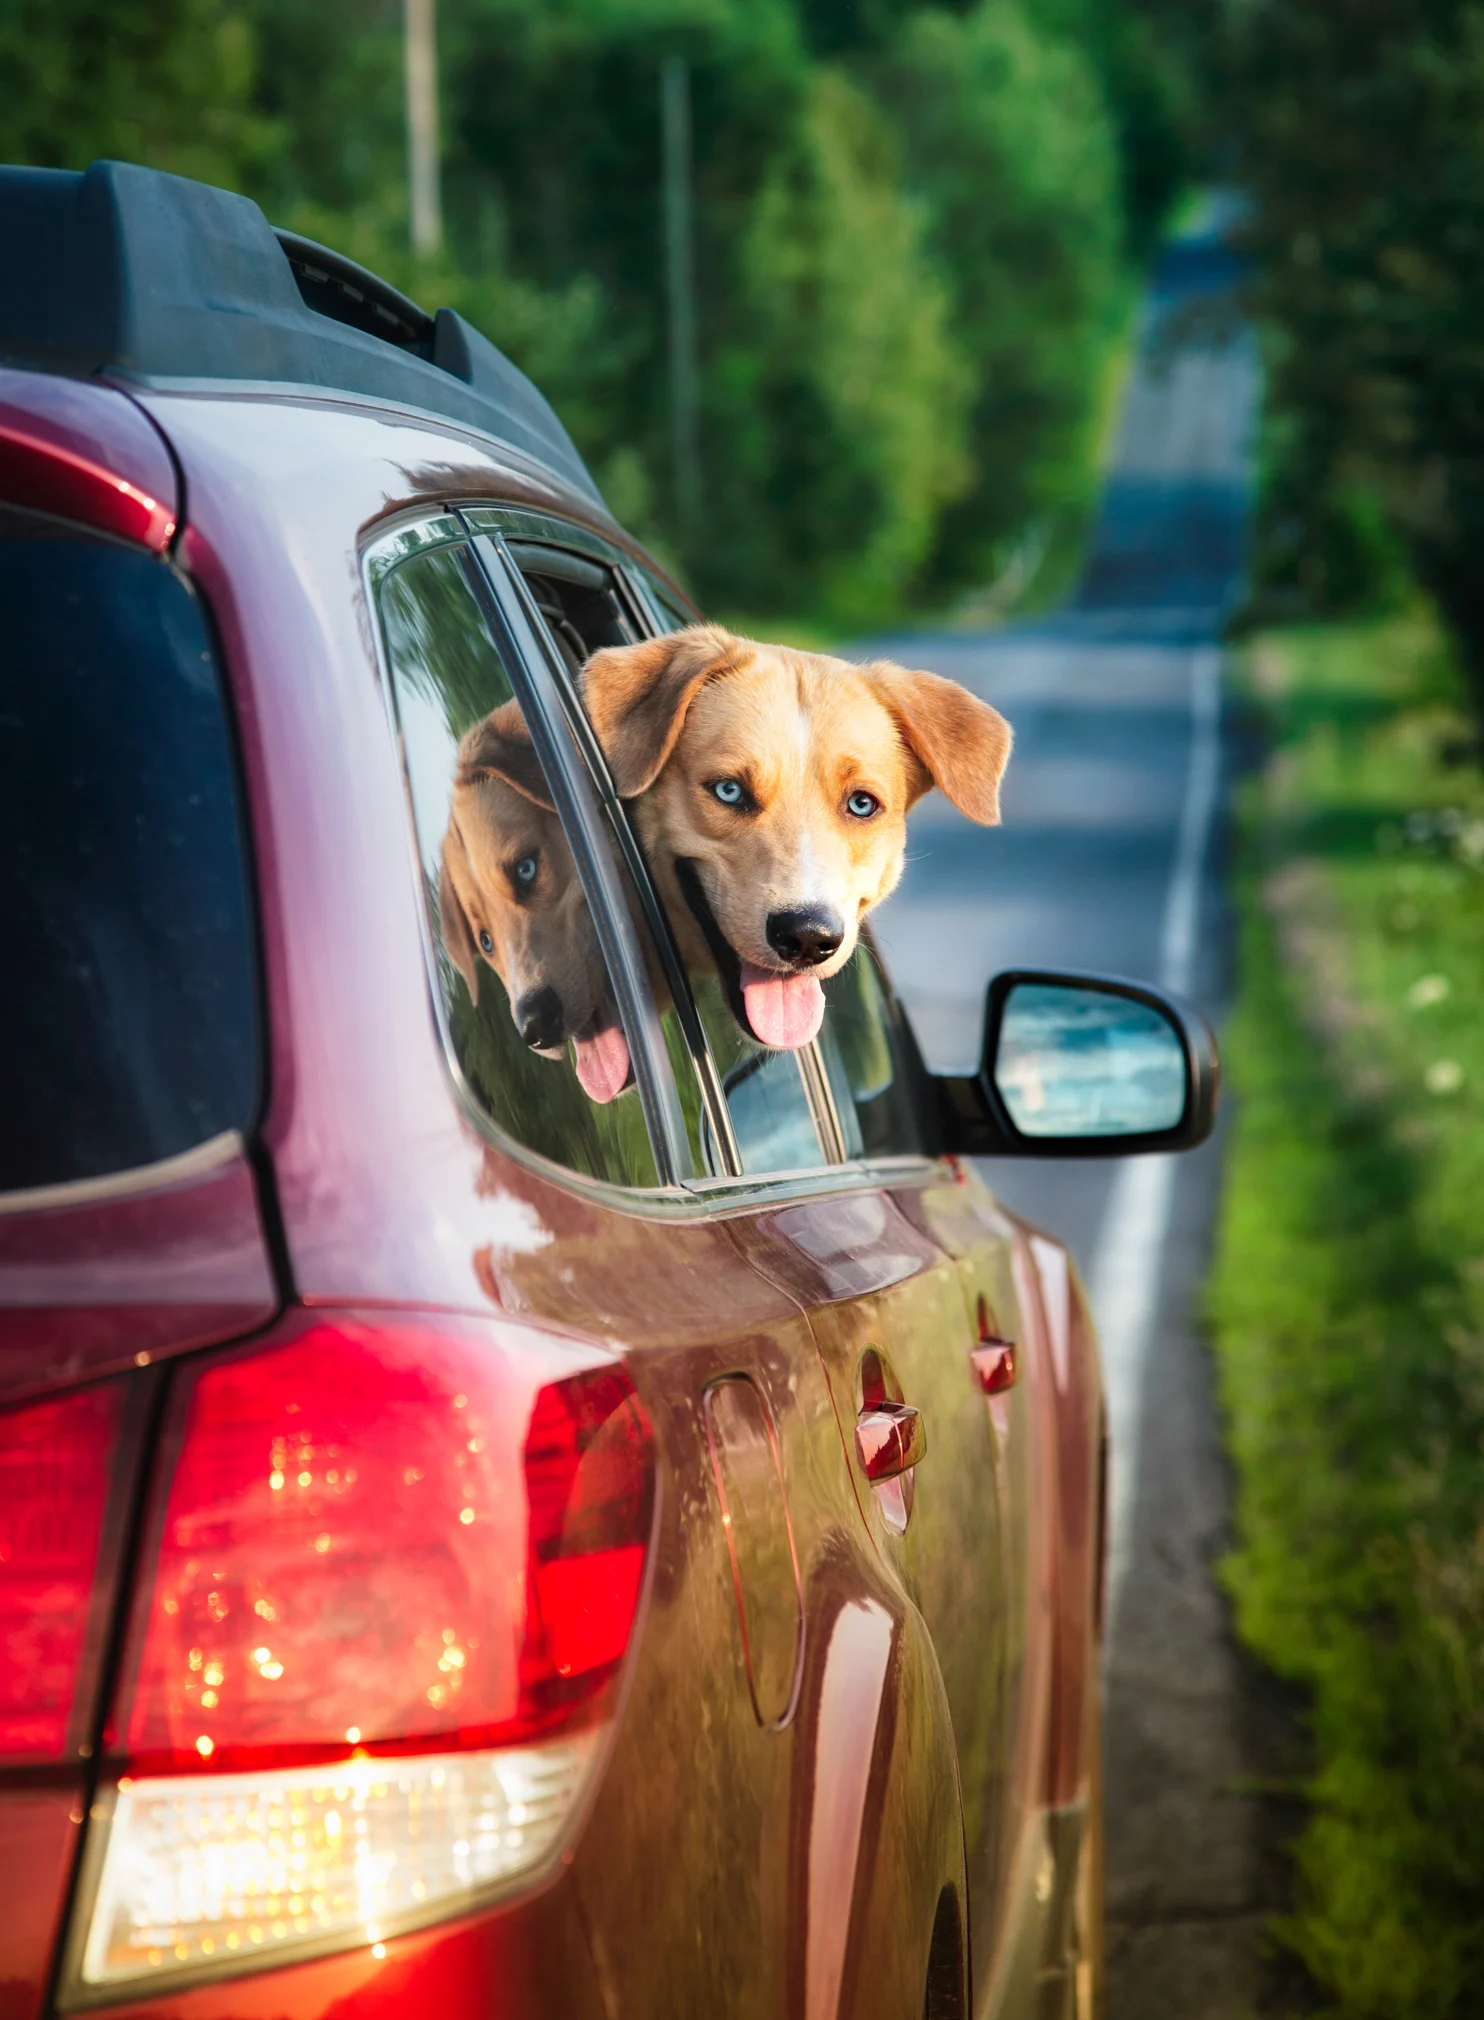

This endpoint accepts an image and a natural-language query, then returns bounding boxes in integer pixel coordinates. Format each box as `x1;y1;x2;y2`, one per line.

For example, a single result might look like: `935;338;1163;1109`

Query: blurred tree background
0;0;1194;624
1116;0;1484;695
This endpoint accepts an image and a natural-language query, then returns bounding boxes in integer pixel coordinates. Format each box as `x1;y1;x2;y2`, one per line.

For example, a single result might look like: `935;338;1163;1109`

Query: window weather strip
796;1042;849;1166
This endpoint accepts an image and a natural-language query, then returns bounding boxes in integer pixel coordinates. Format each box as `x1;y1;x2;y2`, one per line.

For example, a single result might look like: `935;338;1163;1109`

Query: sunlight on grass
1213;611;1484;2014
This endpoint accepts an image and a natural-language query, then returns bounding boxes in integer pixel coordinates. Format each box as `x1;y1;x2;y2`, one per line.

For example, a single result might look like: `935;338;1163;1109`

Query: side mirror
936;969;1218;1157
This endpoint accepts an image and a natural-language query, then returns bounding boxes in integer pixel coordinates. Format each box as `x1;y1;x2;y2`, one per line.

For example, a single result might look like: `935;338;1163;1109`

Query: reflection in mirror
376;539;659;1187
994;983;1186;1139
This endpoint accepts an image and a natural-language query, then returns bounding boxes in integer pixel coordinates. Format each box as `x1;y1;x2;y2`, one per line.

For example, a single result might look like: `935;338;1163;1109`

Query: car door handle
970;1340;1017;1395
855;1401;926;1482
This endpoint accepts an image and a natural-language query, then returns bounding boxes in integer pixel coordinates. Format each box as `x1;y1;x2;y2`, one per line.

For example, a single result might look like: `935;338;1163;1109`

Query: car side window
499;539;830;1178
816;942;930;1159
374;536;660;1188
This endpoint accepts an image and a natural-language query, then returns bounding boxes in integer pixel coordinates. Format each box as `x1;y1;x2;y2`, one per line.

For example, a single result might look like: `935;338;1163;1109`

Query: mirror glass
993;983;1186;1138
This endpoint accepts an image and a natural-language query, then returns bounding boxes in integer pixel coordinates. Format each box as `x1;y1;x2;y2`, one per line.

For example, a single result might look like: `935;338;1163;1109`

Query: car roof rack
0;160;602;503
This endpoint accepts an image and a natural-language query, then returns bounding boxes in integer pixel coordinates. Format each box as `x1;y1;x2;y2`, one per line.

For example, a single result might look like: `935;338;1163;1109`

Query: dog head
438;701;631;1102
582;625;1011;1049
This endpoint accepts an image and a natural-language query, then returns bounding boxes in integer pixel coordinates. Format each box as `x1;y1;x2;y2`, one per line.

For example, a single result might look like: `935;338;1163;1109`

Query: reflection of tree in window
380;544;515;739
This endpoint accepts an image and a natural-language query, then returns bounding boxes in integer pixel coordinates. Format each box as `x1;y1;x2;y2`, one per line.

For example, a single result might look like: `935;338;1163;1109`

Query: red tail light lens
0;1383;120;1762
115;1312;653;1775
73;1311;653;1995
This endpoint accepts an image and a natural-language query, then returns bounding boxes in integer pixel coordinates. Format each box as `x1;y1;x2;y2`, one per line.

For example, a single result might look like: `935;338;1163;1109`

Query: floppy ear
868;662;1013;825
456;699;554;809
582;625;749;796
438;816;482;1003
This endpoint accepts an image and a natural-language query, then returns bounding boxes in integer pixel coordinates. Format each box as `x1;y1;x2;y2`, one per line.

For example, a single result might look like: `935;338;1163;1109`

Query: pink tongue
573;1024;632;1104
740;961;825;1048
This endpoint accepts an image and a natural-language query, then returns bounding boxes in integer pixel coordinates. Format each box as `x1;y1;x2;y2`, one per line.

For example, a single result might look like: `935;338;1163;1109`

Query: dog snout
765;907;845;967
515;985;565;1052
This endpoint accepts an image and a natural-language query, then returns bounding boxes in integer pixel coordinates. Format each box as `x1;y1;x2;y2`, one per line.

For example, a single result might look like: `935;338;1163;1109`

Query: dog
582;625;1011;1050
438;700;632;1103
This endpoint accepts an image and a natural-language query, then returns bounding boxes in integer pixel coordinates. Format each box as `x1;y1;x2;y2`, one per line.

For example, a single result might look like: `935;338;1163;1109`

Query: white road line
1091;643;1222;1638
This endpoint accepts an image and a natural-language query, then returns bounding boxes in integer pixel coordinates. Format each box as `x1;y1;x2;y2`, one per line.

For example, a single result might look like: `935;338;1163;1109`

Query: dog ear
456;699;555;809
582;626;749;796
868;662;1013;824
438;816;482;1004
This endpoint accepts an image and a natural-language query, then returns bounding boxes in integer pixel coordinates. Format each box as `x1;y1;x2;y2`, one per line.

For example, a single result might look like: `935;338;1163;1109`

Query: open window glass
816;939;930;1161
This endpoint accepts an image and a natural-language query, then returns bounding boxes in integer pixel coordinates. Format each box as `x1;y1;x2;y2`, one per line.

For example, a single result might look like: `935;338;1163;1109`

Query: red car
0;162;1216;2020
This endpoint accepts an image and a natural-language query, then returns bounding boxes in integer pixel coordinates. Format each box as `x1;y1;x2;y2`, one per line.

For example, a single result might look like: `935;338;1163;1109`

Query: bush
1215;613;1484;2013
875;0;1125;594
705;66;969;621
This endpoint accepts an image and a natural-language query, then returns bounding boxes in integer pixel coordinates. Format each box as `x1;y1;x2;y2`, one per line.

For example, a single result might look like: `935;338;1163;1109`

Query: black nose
766;907;844;966
515;985;565;1051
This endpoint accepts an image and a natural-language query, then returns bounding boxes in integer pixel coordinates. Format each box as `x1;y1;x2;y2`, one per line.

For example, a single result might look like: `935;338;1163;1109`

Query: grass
1213;610;1484;2015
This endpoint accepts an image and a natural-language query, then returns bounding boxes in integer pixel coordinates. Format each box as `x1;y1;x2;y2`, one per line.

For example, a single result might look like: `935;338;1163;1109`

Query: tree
1224;0;1484;675
0;0;274;185
875;0;1124;593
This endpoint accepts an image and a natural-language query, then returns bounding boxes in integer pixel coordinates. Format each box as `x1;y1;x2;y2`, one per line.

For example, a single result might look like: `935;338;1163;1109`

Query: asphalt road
867;208;1290;2017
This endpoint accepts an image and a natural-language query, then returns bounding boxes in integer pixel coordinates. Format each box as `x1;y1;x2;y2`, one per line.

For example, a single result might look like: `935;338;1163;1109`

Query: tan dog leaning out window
439;700;632;1103
582;625;1012;1050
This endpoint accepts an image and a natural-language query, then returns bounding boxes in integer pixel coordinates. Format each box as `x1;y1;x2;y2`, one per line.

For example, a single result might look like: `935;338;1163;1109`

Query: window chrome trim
362;511;466;588
677;1153;943;1216
459;506;628;569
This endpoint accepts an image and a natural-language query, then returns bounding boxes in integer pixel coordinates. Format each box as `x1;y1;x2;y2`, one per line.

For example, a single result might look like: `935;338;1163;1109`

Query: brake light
0;1383;121;1762
71;1312;653;1995
0;415;176;551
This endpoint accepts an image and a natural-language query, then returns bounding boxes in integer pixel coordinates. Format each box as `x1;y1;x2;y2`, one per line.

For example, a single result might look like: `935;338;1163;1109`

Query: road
867;206;1289;2017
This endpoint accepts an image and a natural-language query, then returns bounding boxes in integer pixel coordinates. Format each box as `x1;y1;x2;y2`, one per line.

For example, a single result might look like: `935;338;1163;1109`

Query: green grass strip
1214;613;1484;2016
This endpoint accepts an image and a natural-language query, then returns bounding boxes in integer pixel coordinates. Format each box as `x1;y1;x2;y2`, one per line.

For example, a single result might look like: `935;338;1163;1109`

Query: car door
491;527;1018;1987
459;514;981;2015
372;509;967;2016
626;555;1024;1957
726;945;1019;1975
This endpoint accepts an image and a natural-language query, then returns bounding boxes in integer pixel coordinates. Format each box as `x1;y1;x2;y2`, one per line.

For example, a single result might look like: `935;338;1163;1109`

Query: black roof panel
0;160;602;502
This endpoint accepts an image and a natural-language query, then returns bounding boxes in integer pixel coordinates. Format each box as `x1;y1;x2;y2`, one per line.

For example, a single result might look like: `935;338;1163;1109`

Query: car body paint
0;374;1105;2020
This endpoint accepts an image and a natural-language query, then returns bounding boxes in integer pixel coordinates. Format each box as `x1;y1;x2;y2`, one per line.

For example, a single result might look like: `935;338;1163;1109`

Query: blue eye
514;855;538;885
846;790;881;819
711;778;745;807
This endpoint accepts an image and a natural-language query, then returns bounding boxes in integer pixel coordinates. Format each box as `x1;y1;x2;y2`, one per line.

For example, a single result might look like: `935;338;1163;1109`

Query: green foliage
1205;1;1484;684
1214;612;1484;2013
874;0;1124;592
707;65;969;620
0;0;275;183
0;0;1179;623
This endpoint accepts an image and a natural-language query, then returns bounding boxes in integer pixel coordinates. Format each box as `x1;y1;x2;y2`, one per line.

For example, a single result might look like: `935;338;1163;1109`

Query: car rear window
0;508;259;1194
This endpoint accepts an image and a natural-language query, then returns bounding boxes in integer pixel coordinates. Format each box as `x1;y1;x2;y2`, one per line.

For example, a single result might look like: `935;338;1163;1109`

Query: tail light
0;1384;122;1762
66;1312;653;1998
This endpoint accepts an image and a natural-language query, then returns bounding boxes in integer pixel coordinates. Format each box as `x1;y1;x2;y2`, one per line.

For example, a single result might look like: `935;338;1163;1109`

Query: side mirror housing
936;969;1219;1158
